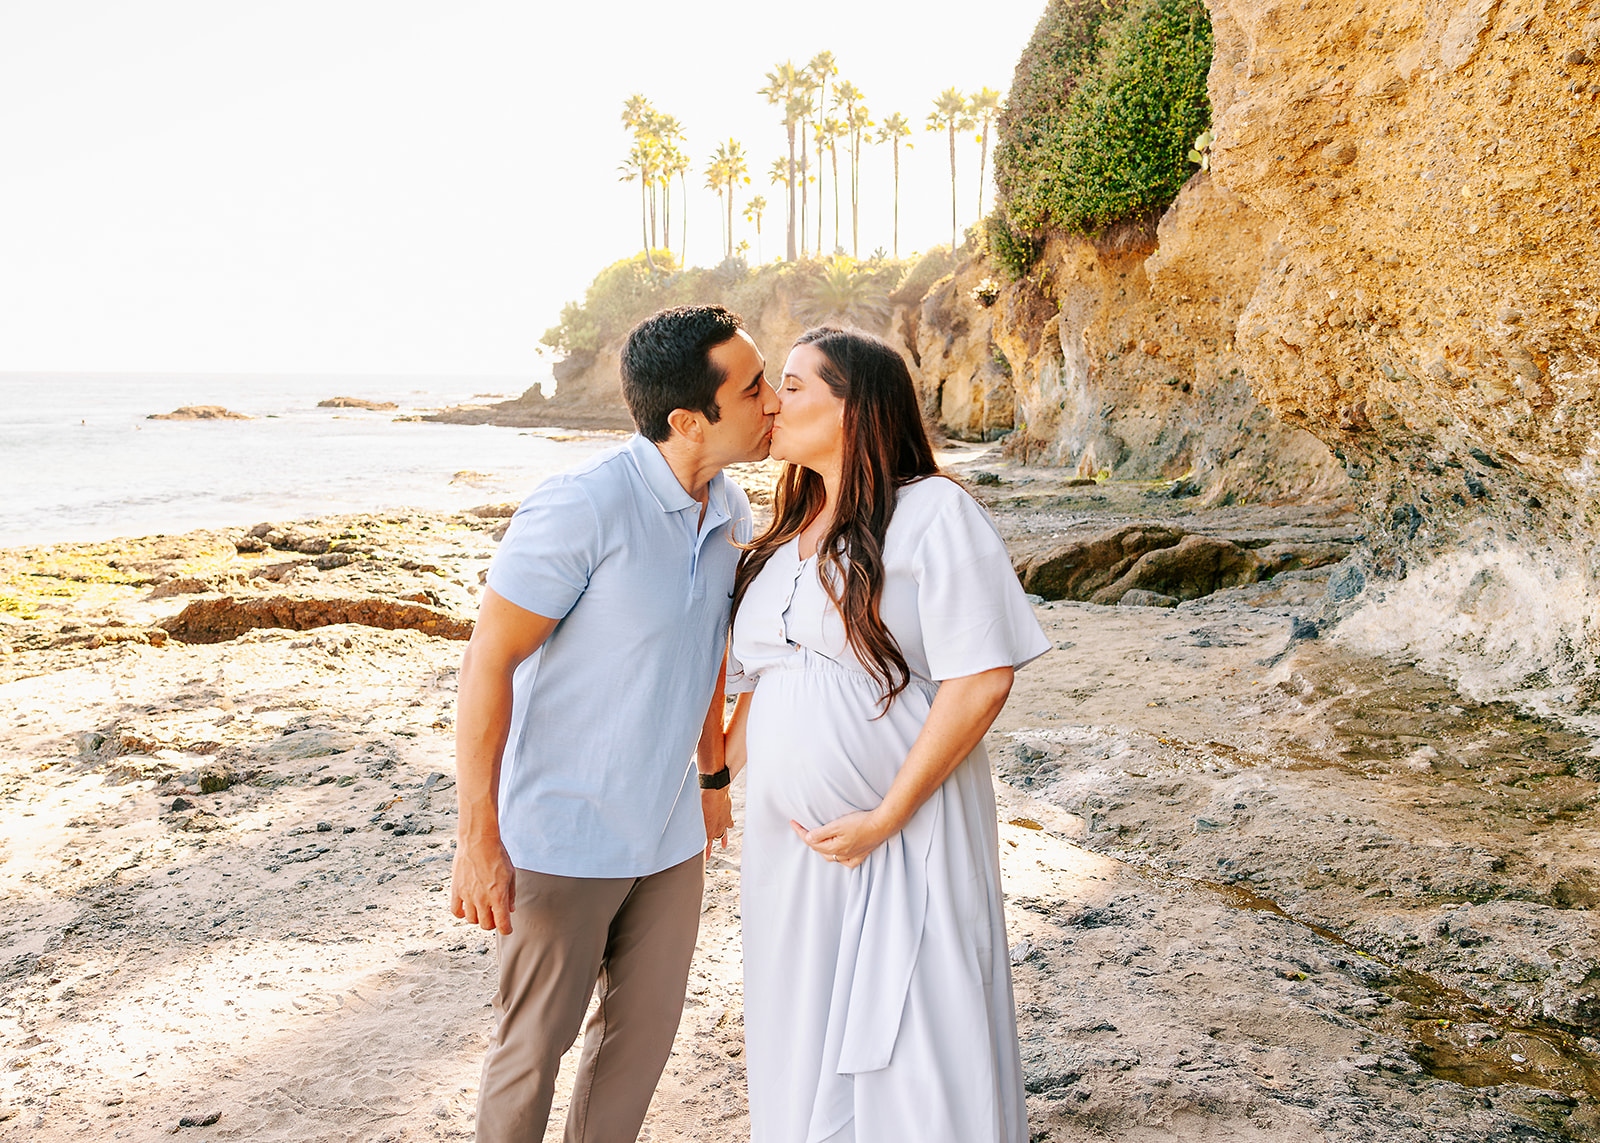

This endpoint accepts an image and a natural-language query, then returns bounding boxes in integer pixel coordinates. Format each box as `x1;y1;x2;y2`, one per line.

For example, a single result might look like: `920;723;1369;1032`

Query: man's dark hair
620;305;745;442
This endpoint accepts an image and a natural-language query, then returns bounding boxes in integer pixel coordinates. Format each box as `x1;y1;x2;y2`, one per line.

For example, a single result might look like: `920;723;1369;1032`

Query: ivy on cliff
988;0;1214;276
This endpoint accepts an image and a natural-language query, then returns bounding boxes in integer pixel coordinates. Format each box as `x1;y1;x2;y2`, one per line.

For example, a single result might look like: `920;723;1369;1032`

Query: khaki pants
474;854;705;1142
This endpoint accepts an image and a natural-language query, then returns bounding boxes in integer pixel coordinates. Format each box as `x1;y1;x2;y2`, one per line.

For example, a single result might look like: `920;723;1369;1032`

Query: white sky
0;2;1047;376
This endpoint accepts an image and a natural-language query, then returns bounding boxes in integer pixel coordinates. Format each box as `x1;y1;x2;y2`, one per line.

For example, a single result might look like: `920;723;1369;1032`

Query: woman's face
770;343;846;474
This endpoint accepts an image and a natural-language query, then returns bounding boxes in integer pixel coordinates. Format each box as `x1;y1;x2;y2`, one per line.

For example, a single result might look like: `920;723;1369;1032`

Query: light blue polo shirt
485;434;751;879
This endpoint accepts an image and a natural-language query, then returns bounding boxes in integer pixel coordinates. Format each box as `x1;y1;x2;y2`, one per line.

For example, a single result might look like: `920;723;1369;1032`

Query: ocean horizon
0;371;617;549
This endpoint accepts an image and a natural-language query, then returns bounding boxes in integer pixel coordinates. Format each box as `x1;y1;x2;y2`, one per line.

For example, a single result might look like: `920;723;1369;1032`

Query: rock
161;595;473;644
196;763;238;793
234;535;268;553
1016;525;1188;601
318;397;398;410
316;821;332;832
171;796;194;812
1088;534;1261;605
177;1111;222;1128
1118;589;1179;608
466;503;517;518
147;406;250;421
148;577;217;598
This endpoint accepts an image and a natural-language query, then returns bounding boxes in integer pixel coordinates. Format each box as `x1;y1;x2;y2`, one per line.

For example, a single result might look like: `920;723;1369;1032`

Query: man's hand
451;835;517;935
702;786;734;858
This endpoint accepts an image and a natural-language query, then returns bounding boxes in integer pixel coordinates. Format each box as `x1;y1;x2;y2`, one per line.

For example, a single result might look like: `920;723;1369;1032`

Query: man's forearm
695;658;728;775
454;644;515;840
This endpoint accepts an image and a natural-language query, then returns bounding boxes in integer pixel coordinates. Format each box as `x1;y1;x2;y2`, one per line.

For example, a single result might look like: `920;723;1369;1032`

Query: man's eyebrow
745;370;764;392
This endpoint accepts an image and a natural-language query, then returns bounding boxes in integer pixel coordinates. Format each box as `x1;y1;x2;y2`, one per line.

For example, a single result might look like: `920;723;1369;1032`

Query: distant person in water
450;304;778;1141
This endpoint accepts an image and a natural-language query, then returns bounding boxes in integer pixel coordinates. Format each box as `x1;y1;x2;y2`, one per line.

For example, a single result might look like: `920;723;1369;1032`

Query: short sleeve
726;641;758;695
911;484;1051;681
485;478;601;620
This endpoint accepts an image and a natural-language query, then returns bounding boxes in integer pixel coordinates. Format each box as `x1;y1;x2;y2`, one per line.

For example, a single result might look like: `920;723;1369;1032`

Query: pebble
177;1111;222;1128
171;797;194;812
316;821;332;832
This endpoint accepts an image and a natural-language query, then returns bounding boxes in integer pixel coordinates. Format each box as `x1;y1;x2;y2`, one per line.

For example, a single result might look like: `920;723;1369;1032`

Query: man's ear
665;407;703;444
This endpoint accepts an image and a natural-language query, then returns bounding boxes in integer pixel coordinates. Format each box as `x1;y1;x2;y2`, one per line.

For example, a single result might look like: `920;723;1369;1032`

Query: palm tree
816;116;846;254
745;195;768;261
835;80;868;258
667;146;690;259
927;89;975;255
793;255;892;328
704;154;729;258
874;112;912;258
618;144;658;273
807;52;836;254
650;113;685;257
759;63;804;261
707;139;748;260
969;87;1003;218
794;87;817;256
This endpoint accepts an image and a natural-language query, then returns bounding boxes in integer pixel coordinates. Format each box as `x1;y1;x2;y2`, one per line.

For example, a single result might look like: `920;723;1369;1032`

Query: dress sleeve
911;483;1051;681
484;478;600;620
725;642;758;695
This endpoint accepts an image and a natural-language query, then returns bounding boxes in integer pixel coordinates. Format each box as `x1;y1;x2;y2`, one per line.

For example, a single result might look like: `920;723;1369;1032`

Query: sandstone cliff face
923;178;1348;503
1201;0;1600;692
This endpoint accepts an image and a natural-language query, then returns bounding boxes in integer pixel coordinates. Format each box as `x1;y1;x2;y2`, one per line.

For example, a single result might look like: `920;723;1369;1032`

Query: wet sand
0;451;1596;1141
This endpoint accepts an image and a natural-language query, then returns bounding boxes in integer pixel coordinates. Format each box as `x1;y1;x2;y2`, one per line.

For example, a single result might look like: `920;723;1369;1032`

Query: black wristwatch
697;766;731;790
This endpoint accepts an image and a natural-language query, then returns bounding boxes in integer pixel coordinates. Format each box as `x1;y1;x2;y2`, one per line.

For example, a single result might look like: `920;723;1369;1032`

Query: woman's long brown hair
731;327;940;709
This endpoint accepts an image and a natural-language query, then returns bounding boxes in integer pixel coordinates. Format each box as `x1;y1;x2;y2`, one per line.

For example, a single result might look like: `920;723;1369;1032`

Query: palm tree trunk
799;128;809;258
663;181;672;259
850;129;860;258
947;123;958;255
786;128;798;262
978;125;990;218
727;176;736;260
892;143;900;259
831;143;840;255
679;172;688;261
640;175;657;273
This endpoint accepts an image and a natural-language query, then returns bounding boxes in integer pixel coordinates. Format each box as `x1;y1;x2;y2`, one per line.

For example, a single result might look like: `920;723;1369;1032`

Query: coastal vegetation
538;249;945;360
988;0;1214;275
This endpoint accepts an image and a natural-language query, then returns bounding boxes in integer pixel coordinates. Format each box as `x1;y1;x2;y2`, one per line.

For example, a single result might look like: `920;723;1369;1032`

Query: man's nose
763;386;781;413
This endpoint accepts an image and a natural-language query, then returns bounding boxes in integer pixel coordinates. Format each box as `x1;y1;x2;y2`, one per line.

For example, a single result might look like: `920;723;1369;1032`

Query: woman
724;327;1049;1143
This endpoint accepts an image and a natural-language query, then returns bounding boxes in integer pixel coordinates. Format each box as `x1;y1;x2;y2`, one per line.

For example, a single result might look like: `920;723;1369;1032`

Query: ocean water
0;372;618;548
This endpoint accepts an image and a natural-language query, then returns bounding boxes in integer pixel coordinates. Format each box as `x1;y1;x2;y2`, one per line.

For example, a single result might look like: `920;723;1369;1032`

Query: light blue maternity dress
730;477;1050;1143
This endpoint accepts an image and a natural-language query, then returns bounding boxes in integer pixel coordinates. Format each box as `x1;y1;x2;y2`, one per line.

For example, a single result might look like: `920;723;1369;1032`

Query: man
450;304;777;1141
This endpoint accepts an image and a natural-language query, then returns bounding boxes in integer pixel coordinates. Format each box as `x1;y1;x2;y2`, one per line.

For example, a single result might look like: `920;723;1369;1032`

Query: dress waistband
761;644;938;700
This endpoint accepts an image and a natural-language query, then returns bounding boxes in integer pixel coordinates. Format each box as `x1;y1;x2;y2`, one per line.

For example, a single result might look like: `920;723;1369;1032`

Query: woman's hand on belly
789;808;895;870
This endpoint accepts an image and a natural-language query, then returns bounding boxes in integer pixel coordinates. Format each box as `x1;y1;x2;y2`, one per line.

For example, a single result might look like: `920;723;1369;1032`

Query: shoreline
1;461;1597;1141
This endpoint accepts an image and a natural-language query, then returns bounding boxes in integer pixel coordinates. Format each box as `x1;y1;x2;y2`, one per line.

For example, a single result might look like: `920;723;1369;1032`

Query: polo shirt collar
626;434;697;514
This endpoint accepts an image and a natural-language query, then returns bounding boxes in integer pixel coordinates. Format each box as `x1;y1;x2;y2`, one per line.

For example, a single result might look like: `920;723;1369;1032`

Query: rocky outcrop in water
147;406;251;421
318;397;397;411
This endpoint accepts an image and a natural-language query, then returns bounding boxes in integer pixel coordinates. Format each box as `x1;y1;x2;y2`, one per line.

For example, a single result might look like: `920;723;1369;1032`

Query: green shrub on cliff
991;0;1213;263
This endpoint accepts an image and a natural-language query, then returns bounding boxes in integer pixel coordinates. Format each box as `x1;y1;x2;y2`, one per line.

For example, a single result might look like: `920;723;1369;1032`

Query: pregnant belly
745;667;932;829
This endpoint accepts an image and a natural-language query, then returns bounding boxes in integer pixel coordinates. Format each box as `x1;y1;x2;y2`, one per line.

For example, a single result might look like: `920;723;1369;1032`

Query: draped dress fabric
730;477;1050;1143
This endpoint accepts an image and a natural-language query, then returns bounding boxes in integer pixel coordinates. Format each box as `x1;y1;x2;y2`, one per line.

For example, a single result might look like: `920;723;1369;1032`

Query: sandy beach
1;448;1596;1142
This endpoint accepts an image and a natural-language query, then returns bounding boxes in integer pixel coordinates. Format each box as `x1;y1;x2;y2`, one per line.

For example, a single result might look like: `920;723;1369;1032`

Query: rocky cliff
913;0;1598;704
1201;0;1600;703
917;182;1350;504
